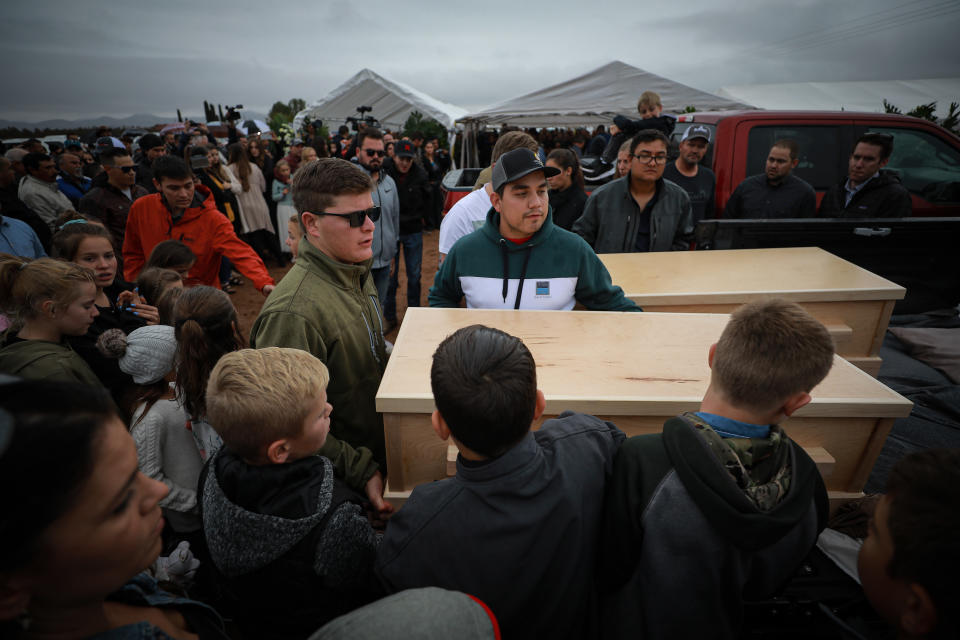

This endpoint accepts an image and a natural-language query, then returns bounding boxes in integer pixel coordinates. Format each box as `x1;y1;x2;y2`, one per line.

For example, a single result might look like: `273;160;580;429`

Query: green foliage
881;99;960;135
907;101;938;121
681;105;697;113
402;111;448;147
268;98;307;134
940;102;960;135
882;99;901;114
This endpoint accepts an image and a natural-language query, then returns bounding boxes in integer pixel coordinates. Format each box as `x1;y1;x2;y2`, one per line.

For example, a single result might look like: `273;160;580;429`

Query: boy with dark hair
376;324;625;638
201;347;381;639
858;448;960;639
598;298;833;639
122;155;274;294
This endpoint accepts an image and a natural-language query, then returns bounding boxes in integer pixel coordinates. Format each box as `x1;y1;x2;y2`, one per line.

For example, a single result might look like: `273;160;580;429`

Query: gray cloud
0;0;956;121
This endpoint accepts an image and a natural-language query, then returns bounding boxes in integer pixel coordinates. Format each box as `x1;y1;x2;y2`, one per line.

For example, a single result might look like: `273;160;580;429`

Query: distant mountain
0;111;269;132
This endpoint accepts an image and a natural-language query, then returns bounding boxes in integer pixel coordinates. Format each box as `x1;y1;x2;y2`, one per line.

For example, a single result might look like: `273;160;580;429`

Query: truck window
867;127;960;204
746;126;846;190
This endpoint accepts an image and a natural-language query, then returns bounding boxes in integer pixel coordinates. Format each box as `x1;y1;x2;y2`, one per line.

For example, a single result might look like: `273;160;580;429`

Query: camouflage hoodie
682;411;791;512
597;412;828;640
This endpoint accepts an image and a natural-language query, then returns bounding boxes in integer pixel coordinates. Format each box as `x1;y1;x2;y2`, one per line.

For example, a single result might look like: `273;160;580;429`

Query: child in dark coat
376;324;624;639
200;347;380;640
598;299;834;639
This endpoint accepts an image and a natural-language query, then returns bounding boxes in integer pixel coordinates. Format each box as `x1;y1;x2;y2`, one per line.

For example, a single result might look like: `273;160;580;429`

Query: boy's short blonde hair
712;299;834;412
206;347;330;459
637;91;662;112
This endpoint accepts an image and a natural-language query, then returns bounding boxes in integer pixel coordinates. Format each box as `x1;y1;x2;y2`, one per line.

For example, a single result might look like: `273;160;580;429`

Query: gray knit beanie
97;325;177;384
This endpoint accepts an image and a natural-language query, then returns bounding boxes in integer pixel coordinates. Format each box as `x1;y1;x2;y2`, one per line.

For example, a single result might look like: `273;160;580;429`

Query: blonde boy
605;90;676;163
200;347;381;638
637;90;663;119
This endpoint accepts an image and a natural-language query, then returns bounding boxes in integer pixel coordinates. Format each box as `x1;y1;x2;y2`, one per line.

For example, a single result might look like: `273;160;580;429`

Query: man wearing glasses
354;127;400;323
79;148;148;251
574;129;692;252
250;157;394;520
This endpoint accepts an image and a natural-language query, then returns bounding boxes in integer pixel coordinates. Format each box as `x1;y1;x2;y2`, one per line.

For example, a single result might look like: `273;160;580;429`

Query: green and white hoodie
428;208;640;312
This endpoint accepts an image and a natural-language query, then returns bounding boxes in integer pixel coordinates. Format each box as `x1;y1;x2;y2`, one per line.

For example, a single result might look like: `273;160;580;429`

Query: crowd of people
0;91;952;640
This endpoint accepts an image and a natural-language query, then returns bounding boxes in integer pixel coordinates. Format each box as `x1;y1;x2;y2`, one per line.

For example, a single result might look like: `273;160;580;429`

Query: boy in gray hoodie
200;347;380;640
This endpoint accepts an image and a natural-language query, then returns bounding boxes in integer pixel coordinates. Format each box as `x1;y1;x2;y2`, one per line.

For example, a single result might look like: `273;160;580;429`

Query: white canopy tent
458;60;753;128
717;79;960;117
293;68;467;134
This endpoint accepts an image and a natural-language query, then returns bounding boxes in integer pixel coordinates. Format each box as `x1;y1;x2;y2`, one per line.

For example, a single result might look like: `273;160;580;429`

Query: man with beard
79;148;149;252
353;128;399;326
724;139;816;219
384;140;430;321
663;125;716;224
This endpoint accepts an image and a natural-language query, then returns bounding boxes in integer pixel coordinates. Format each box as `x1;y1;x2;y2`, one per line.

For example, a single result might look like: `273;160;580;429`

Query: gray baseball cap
681;125;711;143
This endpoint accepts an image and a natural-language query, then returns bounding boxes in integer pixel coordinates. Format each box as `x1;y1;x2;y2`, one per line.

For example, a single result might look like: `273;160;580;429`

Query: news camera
345;105;380;132
224;105;244;122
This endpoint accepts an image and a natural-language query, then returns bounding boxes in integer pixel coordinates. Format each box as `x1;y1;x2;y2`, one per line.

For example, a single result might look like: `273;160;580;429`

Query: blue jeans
385;232;422;321
371;266;391;318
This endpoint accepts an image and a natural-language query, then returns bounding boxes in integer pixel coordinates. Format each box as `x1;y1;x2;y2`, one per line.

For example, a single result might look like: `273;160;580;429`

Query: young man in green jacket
429;148;639;312
249;158;392;519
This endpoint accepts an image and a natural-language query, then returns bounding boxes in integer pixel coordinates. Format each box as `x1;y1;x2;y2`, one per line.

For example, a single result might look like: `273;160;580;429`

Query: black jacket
602;114;677;163
818;170;912;218
386;161;430;235
598;414;828;639
549;183;588;230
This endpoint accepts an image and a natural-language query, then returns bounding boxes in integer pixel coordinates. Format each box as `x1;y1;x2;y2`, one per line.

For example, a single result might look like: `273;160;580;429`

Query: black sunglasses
319;206;381;227
364;149;386;158
116;165;136;173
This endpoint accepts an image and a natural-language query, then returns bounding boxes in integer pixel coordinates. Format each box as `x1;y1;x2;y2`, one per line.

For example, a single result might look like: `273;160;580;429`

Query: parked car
440;167;483;214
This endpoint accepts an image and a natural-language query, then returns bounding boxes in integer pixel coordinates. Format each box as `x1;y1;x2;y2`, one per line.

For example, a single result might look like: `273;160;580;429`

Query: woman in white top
227;143;282;264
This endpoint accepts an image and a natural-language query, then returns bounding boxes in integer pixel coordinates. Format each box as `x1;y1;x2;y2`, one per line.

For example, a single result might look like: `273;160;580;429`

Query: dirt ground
233;229;441;343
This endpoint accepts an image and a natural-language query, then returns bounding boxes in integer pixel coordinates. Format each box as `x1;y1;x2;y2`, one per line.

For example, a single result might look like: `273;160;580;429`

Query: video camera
302;116;323;132
224;105;244;122
346;105;380;132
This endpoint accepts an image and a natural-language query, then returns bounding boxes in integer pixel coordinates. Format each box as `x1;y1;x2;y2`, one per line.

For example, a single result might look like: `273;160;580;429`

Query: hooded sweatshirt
598;412;828;640
122;185;273;290
200;450;381;640
428;207;639;312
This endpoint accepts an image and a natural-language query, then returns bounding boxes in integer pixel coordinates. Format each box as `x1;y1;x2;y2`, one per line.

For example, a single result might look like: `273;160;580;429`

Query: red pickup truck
672;110;960;217
442;111;960;217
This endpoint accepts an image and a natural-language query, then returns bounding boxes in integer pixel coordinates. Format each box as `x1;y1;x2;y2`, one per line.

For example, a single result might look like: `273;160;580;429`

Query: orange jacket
123;185;274;292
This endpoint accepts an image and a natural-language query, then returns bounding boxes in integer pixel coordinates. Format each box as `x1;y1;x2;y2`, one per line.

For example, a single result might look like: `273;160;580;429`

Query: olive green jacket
250;236;387;488
0;334;102;386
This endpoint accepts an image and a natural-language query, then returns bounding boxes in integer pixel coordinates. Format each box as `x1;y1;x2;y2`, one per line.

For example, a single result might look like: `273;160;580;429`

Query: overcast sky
1;0;957;121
